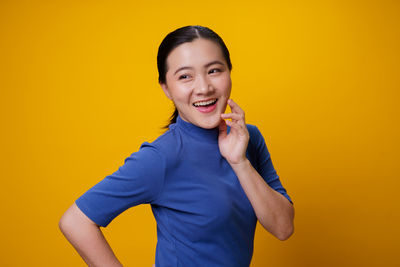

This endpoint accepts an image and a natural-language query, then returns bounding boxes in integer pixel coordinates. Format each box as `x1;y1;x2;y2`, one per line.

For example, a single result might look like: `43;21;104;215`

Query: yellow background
1;0;399;266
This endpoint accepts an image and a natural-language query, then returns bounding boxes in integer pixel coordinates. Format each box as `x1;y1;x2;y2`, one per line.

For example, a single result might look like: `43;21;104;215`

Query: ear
160;82;172;100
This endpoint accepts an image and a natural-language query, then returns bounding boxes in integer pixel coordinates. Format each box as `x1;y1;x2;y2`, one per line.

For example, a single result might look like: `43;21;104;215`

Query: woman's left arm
219;99;294;241
230;159;294;240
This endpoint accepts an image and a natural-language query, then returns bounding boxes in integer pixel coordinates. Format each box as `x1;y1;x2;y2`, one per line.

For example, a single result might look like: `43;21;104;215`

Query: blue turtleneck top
75;114;292;267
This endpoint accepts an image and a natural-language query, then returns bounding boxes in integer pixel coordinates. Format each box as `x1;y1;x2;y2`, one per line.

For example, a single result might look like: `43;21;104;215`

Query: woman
59;25;294;267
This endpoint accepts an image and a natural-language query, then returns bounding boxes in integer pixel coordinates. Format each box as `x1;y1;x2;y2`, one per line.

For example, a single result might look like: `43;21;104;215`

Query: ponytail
162;106;179;131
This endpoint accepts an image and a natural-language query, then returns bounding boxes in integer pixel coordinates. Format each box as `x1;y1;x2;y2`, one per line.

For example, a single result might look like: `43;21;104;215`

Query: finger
225;119;246;132
221;112;247;130
218;119;228;138
221;112;243;122
228;99;245;116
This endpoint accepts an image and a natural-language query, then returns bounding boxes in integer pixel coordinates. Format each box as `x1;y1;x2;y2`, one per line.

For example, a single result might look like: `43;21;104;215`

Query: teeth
193;99;217;107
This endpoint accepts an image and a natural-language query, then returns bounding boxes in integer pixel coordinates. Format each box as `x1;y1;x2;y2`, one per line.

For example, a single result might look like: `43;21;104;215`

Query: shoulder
246;123;260;135
246;123;264;147
245;123;271;167
137;125;183;166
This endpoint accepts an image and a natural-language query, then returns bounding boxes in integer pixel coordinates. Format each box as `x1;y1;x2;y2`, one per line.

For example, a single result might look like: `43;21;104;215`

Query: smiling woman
157;26;233;130
160;37;232;129
59;25;294;267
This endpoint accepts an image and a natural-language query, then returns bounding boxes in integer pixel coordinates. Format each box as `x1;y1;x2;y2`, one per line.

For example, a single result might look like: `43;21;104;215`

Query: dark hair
157;25;233;130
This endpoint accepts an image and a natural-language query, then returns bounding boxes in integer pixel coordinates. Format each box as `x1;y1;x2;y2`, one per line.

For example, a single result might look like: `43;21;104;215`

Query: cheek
171;85;191;102
216;75;232;95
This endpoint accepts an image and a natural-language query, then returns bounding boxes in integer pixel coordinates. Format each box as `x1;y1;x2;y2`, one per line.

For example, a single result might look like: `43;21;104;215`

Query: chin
196;114;221;129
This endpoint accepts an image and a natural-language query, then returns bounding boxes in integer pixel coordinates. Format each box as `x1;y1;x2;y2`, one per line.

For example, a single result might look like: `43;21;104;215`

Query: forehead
166;38;225;69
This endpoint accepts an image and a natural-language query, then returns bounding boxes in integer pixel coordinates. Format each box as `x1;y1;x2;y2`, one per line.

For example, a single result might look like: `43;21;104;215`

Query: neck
175;114;220;143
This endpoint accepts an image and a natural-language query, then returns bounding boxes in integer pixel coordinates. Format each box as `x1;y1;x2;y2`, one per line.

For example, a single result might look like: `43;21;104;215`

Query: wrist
229;158;251;172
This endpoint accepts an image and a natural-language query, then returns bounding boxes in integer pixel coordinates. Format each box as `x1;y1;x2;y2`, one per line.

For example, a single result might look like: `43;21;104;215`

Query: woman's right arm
59;202;123;267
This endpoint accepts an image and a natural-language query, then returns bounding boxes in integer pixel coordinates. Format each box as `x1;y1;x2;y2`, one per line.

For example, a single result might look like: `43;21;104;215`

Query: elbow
261;220;294;241
58;203;82;235
276;201;295;241
59;202;99;237
59;210;72;235
276;222;294;241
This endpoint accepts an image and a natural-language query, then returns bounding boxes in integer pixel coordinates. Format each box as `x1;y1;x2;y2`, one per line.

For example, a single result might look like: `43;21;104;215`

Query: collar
175;114;220;143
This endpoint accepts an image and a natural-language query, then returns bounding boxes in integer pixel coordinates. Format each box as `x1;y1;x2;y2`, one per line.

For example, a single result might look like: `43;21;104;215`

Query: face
160;38;232;129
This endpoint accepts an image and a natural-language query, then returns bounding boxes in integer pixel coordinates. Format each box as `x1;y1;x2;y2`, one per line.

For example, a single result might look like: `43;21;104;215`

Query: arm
230;159;294;240
219;99;294;241
59;202;123;267
60;143;165;265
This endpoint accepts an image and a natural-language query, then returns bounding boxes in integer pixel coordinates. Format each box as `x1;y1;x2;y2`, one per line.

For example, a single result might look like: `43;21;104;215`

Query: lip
193;98;218;113
192;98;218;106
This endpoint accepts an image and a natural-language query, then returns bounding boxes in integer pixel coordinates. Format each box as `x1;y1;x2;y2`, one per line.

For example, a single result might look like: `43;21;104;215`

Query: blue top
75;114;292;267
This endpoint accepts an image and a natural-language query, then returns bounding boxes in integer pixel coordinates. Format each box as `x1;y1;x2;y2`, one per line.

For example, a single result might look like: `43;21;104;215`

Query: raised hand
218;99;250;165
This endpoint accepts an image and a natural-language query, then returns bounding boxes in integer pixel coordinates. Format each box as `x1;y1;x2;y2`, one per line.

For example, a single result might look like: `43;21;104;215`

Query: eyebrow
173;60;225;76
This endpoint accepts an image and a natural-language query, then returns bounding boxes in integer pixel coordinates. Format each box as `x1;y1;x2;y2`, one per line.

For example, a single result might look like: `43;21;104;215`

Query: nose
194;74;214;95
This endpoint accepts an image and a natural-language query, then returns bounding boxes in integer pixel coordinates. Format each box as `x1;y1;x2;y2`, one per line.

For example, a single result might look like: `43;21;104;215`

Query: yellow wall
1;0;399;266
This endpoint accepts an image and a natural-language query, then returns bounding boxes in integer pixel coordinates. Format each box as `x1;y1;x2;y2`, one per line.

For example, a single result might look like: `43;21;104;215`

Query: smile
193;98;218;113
193;98;218;107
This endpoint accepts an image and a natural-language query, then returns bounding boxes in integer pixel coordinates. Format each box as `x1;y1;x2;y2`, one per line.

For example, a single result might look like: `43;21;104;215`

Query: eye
179;74;190;80
209;68;221;74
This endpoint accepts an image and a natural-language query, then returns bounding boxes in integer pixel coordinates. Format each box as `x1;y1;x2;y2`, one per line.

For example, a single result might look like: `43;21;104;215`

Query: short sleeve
247;125;293;205
75;142;166;227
